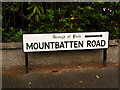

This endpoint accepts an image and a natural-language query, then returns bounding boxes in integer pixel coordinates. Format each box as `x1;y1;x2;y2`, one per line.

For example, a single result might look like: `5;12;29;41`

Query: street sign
23;32;109;73
23;32;109;52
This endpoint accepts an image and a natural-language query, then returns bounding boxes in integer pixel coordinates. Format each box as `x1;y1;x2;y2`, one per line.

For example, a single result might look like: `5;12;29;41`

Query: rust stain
2;69;24;74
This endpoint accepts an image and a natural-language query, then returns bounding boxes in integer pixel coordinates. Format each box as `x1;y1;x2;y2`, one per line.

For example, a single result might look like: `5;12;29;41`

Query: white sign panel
23;32;109;52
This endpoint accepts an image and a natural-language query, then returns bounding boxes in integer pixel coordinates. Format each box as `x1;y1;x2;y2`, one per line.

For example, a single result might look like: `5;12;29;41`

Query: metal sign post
25;53;28;73
23;32;109;73
103;49;107;67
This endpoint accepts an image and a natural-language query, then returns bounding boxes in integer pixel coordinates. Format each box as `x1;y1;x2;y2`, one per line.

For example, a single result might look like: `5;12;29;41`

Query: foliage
2;2;120;42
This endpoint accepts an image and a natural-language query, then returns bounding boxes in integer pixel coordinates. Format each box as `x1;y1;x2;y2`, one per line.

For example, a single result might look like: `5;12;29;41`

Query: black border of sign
22;31;109;53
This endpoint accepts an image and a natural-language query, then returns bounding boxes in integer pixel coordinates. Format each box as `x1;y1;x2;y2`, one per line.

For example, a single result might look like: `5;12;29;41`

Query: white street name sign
23;32;109;52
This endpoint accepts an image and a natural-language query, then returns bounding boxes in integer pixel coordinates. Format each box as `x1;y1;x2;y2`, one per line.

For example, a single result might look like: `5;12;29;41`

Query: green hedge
2;2;120;42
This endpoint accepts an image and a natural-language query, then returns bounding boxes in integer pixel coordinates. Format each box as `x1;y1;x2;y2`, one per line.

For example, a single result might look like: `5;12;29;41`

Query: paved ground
2;63;119;88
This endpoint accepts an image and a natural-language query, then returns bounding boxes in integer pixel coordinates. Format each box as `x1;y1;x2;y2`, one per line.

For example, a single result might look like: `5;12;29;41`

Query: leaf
35;14;39;22
29;82;32;85
27;6;33;10
78;65;82;68
72;10;77;14
40;6;44;15
86;6;94;10
33;6;37;14
79;81;84;84
96;75;100;79
28;13;34;19
77;27;83;31
70;17;75;20
10;7;19;12
37;7;41;15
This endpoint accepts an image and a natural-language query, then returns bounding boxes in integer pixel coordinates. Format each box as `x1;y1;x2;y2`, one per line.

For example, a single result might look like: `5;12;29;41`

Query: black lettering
55;42;59;49
44;42;50;49
69;41;73;48
73;35;75;38
96;40;100;47
87;40;91;47
64;41;68;48
101;40;106;46
53;35;56;39
39;42;44;49
50;42;54;49
92;40;96;47
26;43;34;50
78;41;83;47
60;42;65;48
74;41;78;48
34;42;38;49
